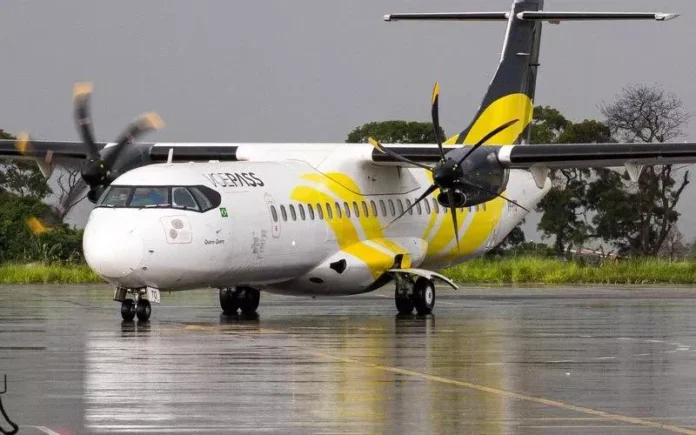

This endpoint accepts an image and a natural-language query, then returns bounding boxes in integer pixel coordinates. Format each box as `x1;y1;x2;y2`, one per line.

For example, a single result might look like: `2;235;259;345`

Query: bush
0;190;83;263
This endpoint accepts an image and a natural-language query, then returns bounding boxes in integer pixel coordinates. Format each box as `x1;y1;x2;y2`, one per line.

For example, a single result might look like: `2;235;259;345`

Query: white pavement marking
32;426;62;435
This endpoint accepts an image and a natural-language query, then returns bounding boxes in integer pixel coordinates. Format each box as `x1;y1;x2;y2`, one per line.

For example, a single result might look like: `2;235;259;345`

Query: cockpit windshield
96;185;221;212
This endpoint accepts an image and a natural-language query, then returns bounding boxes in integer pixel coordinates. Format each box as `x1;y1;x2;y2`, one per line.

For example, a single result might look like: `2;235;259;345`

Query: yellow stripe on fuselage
290;185;395;278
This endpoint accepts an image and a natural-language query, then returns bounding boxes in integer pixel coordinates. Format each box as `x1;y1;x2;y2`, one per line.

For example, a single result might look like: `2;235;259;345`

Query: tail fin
448;0;544;146
385;0;677;146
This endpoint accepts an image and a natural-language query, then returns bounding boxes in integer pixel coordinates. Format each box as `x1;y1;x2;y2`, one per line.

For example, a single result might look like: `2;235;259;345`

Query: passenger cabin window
344;202;351;218
370;201;378;216
326;203;333;219
416;201;422;215
280;205;288;221
316;203;324;220
424;199;431;215
97;185;220;212
388;199;396;216
334;202;342;219
308;204;315;220
289;204;297;221
362;201;369;217
353;201;360;218
433;198;439;214
299;204;306;220
397;199;404;215
379;200;387;216
406;199;413;215
271;205;278;222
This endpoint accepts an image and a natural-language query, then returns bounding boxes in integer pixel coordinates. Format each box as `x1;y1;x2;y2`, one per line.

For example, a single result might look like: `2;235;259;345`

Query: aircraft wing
0;139;106;162
372;142;696;187
372;142;696;168
497;143;696;169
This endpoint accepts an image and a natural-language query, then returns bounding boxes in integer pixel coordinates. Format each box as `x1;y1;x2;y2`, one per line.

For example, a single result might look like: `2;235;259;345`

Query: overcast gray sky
2;0;696;241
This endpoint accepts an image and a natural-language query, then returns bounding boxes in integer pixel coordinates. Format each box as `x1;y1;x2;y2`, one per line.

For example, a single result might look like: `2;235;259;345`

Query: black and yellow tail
447;0;544;146
385;0;673;146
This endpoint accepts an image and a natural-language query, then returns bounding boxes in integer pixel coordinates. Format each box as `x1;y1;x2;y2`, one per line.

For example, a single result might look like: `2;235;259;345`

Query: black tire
395;287;414;315
136;299;152;322
121;299;136;321
219;288;239;315
238;287;260;315
412;277;435;315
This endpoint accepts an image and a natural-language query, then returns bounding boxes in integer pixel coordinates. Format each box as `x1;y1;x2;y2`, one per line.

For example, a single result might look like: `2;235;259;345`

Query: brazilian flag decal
220;207;228;217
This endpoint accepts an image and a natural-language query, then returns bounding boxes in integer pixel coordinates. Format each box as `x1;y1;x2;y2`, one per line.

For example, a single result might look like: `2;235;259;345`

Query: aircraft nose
83;215;144;280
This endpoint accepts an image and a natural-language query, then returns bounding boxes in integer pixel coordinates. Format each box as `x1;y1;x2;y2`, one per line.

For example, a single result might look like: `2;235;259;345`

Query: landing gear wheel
237;287;260;315
136;299;151;322
121;299;135;321
395;277;415;315
219;287;239;315
412;277;435;315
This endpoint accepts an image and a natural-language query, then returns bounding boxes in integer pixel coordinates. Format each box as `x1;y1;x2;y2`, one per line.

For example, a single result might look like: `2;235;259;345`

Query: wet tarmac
2;285;696;434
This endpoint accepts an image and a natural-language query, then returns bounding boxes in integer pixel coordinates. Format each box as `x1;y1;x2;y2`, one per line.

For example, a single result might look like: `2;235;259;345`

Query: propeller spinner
369;82;529;249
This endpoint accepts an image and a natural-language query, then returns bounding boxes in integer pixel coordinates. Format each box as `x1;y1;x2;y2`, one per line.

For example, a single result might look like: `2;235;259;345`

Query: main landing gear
219;287;261;316
394;275;436;315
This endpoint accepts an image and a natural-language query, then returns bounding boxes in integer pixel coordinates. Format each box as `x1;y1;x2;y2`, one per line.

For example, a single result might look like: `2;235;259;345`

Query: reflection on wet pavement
2;285;696;434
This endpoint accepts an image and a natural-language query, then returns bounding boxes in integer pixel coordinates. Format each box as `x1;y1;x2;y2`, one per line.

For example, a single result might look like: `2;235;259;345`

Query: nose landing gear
115;287;153;322
219;287;261;315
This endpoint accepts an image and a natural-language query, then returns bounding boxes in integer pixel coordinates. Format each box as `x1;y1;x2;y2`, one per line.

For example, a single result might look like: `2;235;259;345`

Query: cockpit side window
172;187;200;211
100;186;131;207
189;186;220;211
130;187;169;207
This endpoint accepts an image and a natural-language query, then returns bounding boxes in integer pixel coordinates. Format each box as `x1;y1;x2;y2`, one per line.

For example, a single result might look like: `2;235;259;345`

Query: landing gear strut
219;287;261;315
394;275;435;315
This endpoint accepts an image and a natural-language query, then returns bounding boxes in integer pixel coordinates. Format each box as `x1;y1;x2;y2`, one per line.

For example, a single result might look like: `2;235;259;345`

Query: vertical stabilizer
446;0;544;146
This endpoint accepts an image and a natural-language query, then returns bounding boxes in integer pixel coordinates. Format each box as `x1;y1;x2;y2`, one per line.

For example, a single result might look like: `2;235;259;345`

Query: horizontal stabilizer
517;11;678;22
384;12;509;22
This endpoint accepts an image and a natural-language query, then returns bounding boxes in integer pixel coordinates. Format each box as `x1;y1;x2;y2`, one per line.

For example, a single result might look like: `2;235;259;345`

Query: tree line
0;83;692;263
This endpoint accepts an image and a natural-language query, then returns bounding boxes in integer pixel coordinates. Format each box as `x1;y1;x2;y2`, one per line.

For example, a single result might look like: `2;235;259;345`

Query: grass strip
0;263;102;284
443;257;696;285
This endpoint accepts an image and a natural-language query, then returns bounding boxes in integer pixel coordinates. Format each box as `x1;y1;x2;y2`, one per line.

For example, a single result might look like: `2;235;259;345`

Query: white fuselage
83;143;550;295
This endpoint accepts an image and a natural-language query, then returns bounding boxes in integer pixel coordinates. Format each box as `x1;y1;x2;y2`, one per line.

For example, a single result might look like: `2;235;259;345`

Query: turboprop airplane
1;0;693;322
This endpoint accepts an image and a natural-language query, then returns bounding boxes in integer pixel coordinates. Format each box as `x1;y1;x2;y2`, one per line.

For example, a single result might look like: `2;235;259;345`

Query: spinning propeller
68;82;164;211
368;83;529;249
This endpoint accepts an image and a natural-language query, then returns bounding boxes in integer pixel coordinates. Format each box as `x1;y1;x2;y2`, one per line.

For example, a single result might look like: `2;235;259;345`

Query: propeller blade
14;132;31;156
456;118;519;167
104;112;164;167
431;82;445;161
25;216;51;235
383;184;438;229
73;82;100;159
367;137;433;171
459;179;530;212
447;190;460;251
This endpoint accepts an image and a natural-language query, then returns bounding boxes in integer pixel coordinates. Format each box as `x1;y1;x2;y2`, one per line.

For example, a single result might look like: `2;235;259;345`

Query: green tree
531;108;612;255
0;129;52;199
346;120;444;144
589;85;691;256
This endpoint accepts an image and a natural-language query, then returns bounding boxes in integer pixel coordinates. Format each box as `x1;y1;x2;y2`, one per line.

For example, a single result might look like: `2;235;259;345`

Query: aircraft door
265;193;281;239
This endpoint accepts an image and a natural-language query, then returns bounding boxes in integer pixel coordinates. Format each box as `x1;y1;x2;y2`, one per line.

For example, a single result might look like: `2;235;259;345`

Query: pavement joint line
309;351;696;435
